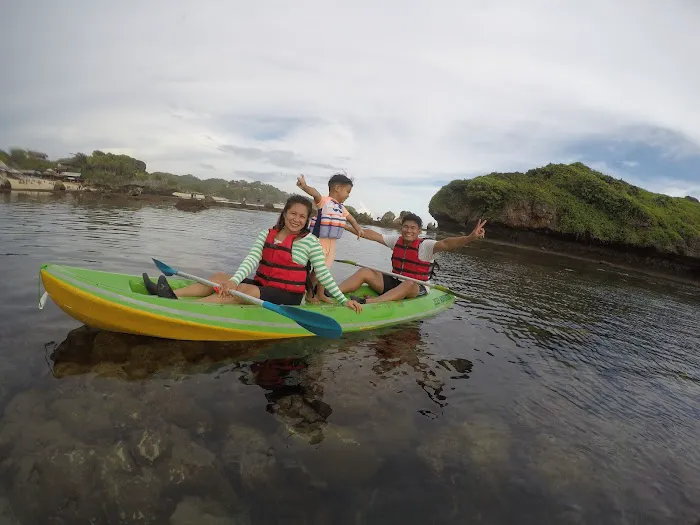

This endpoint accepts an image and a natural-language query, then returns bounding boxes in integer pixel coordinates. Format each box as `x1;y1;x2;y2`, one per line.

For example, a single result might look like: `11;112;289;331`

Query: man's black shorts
382;275;428;297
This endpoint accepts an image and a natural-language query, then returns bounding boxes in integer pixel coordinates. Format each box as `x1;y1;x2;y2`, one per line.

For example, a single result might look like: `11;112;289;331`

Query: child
296;172;364;303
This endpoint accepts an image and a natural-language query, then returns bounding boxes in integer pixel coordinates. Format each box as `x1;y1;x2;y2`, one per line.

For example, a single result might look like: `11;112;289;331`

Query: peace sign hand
470;219;488;240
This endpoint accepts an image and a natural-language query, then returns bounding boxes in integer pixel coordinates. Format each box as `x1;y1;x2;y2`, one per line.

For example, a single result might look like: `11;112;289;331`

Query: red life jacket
391;237;432;281
254;228;309;294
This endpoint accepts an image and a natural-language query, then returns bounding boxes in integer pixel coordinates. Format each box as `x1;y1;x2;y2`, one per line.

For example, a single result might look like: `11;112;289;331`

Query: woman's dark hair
275;194;313;234
401;212;423;229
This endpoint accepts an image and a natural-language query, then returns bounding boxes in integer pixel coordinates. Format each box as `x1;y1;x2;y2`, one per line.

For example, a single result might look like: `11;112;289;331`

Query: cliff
428;162;700;278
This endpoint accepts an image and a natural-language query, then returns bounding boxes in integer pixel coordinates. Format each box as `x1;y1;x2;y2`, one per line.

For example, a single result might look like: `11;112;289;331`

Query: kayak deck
40;264;455;341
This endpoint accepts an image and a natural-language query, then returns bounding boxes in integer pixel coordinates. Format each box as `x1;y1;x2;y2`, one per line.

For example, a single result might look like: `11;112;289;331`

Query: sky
2;0;700;222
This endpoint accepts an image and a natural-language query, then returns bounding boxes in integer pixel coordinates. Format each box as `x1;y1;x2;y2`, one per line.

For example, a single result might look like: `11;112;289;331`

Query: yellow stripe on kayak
40;269;306;341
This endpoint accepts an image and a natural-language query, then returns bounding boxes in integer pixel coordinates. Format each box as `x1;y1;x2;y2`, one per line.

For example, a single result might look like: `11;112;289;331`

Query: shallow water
1;191;699;524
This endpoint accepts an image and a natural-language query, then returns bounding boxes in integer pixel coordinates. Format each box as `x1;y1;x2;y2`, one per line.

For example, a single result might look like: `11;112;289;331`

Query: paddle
335;259;472;300
151;258;342;339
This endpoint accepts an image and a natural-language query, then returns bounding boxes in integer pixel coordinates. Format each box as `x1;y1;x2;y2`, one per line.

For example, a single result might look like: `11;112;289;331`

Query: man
336;212;487;304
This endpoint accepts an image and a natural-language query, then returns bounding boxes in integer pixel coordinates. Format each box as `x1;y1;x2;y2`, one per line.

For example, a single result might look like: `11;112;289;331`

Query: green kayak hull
40;263;455;341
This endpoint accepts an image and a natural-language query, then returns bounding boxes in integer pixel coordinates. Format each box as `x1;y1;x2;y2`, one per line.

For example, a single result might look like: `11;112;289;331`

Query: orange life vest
391;238;432;281
254;228;308;293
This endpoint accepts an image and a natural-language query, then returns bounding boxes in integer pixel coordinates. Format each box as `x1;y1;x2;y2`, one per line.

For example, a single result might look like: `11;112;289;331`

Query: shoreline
0;176;83;192
4;188;697;285
474;237;700;289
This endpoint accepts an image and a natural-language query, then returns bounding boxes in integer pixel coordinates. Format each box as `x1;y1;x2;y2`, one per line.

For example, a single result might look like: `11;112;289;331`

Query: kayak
40;263;455;341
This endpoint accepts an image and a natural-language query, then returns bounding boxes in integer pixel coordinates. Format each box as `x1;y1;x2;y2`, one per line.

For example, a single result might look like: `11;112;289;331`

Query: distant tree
27;150;48;160
379;211;396;225
356;212;374;224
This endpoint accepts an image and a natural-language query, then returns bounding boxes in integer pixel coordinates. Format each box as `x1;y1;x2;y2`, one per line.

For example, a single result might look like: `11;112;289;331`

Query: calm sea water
0;191;699;524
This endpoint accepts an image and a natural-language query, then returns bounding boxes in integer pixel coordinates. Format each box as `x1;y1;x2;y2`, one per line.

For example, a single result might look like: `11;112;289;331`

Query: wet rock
9;444;104;524
125;343;188;376
53;361;92;377
461;417;511;468
126;424;238;502
52;325;101;364
142;388;214;437
93;330;132;363
101;440;137;475
103;468;163;523
166;435;215;483
2;388;47;420
93;361;128;379
132;428;167;465
526;431;594;493
276;394;323;423
53;181;66;191
0;419;73;462
416;417;511;493
221;424;275;489
50;396;116;441
0;497;20;525
102;391;155;431
270;392;335;445
97;441;164;523
170;496;247;525
416;426;466;474
175;199;209;212
297;426;382;487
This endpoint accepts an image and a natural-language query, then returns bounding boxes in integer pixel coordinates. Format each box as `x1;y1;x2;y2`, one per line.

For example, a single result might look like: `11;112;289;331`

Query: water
1;191;699;524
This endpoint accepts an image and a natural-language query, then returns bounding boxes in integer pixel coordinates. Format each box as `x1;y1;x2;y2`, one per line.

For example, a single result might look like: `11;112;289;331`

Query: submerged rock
8;443;104;524
0;497;20;525
93;330;132;363
132;428;167;465
170;496;248;525
99;442;163;524
296;426;382;488
175;198;209;212
221;424;275;489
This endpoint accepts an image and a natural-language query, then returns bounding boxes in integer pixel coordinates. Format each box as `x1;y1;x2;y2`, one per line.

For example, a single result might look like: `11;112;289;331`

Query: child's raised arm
296;175;323;205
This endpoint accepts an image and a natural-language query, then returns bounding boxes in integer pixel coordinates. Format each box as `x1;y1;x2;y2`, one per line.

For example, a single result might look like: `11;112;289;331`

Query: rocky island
429;162;700;279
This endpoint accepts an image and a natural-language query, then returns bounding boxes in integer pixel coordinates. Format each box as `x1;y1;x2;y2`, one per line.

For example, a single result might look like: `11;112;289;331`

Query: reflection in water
237;357;333;445
367;324;473;413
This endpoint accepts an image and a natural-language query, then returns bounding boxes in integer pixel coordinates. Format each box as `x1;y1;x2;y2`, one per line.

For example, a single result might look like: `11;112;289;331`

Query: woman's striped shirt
229;230;347;304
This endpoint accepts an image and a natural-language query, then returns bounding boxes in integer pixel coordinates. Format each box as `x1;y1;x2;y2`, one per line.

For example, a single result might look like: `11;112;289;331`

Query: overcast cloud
2;0;699;221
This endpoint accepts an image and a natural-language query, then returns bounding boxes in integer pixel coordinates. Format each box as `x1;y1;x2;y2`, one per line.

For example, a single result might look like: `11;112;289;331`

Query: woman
142;195;363;313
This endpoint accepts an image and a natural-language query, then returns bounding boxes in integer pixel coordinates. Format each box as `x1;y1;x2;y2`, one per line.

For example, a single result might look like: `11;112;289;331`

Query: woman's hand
345;299;363;314
217;280;238;298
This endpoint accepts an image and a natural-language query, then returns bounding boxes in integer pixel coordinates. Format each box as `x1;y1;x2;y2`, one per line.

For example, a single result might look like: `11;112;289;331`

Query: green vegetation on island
0;148;289;204
429;162;700;258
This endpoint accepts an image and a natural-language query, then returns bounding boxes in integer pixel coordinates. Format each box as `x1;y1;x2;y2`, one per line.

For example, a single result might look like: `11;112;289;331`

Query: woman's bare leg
174;272;232;298
195;283;261;304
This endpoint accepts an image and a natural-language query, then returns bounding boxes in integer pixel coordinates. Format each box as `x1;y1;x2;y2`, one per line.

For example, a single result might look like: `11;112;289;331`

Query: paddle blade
262;302;343;339
152;258;177;276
